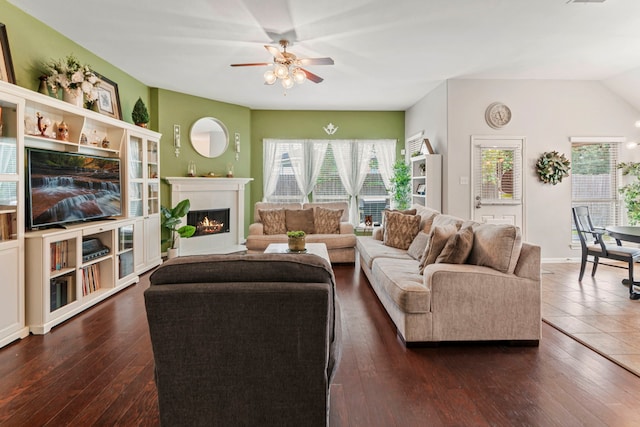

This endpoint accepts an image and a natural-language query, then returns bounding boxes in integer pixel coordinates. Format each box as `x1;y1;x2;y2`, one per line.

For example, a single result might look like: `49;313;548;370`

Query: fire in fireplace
187;208;230;237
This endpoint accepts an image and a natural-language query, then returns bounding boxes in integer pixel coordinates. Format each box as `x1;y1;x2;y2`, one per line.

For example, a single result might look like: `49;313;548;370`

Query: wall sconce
234;132;240;161
174;124;181;157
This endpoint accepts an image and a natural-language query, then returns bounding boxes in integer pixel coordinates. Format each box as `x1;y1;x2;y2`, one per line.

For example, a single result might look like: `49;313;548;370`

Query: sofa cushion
468;223;523;274
254;202;302;223
436;225;474;264
285;208;315;234
412;204;440;233
383;211;421;250
371;257;431;313
314;207;343;234
407;231;429;261
431;213;464;229
419;224;458;274
356;236;412;269
304;202;349;222
259;209;286;235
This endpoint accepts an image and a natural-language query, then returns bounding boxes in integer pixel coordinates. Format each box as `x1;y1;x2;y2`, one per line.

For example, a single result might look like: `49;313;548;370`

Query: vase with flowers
44;55;101;107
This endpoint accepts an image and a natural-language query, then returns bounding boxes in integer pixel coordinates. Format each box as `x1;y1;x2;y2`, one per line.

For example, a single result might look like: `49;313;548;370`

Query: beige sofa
245;201;357;263
356;204;541;345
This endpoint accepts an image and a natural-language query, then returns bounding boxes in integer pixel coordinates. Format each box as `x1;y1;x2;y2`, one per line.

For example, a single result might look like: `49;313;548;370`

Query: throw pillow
383;211;421;250
285;208;315;234
407;231;430;261
258;209;286;235
436;225;475;264
467;222;523;274
314;207;343;234
419;224;458;274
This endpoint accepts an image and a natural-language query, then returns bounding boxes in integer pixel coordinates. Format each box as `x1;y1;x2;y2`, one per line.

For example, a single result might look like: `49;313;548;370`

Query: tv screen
26;148;122;229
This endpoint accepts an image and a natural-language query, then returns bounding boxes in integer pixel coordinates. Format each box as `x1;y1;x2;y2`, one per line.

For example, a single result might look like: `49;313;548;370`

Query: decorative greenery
286;230;306;238
411;151;422;157
132;97;150;125
44;54;100;101
536;151;570;185
618;162;640;225
161;199;196;249
390;159;411;210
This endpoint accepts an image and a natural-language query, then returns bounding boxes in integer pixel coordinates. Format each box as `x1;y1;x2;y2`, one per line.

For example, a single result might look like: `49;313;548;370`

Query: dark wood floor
2;262;640;426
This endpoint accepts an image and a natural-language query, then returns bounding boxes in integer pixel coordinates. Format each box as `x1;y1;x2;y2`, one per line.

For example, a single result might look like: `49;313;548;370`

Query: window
264;139;395;223
571;141;620;241
269;152;303;202
312;145;348;203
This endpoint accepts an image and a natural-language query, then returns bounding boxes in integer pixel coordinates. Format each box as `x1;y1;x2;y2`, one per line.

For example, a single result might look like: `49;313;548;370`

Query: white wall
407;79;640;260
404;81;450;210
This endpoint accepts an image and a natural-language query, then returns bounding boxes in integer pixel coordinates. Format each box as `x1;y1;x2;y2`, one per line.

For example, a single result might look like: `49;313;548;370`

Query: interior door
471;136;525;234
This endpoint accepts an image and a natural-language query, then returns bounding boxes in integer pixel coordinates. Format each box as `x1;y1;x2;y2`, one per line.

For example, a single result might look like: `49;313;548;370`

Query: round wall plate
485;102;512;129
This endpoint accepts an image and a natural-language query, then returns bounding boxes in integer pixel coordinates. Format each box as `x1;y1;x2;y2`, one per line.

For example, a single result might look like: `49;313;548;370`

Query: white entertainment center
0;80;162;343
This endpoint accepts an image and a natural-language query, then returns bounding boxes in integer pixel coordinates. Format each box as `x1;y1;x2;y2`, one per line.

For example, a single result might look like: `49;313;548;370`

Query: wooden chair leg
591;256;599;277
579;253;587;281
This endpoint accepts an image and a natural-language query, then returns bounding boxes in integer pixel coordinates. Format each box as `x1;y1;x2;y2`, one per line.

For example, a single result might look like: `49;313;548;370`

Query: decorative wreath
536;151;570;185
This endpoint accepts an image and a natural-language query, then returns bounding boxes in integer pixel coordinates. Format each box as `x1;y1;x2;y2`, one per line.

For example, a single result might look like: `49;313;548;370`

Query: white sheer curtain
374;139;396;190
285;140;307;201
262;139;282;201
332;140;375;224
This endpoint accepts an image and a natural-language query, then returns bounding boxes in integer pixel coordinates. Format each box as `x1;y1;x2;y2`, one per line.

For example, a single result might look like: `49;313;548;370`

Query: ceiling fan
231;40;334;88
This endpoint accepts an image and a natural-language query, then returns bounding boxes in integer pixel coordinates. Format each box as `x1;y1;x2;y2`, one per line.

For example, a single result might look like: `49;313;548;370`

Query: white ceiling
9;0;640;111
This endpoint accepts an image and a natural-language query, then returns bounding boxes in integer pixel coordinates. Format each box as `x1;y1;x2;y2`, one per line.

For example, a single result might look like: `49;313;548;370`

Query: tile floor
542;260;640;376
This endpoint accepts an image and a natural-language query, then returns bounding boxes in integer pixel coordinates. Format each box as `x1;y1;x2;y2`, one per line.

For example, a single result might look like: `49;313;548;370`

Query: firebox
187;208;230;237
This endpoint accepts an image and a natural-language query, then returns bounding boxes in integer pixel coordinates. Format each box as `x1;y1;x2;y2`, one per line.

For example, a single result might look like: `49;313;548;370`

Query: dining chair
572;206;640;299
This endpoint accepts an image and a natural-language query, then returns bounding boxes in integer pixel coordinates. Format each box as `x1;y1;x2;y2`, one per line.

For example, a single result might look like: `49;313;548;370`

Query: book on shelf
82;264;101;296
50;240;69;271
50;275;71;311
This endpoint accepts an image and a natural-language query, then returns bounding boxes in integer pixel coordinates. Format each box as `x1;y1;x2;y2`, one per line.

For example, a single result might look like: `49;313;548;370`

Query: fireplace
187;208;230;237
165;176;253;255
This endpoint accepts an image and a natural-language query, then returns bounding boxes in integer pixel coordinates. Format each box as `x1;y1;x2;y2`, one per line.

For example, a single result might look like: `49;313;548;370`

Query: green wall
0;0;149;124
250;110;405;210
152;88;252;246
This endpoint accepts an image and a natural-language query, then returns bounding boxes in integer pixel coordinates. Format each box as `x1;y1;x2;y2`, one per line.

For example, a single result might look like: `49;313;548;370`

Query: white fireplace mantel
165;177;253;255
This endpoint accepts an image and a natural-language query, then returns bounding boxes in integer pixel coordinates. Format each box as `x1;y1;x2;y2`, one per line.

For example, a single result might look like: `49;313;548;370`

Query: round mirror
189;117;229;158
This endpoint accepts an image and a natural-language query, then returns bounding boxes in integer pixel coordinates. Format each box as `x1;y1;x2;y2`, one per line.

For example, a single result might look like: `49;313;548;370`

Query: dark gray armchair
144;253;341;427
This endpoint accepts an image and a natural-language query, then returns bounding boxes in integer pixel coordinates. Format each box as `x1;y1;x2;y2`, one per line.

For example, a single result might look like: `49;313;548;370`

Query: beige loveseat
245;201;357;263
357;204;541;345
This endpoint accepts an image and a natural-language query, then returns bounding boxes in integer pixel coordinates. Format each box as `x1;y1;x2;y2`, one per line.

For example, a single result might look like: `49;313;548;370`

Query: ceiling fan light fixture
274;63;289;79
282;76;294;89
264;69;277;85
292;68;306;84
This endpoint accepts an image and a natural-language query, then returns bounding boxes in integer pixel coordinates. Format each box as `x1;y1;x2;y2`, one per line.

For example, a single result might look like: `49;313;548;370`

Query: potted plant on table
161;199;196;259
287;230;306;252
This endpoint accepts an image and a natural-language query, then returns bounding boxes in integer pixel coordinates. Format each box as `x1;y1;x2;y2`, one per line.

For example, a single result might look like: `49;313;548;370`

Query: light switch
460;176;469;185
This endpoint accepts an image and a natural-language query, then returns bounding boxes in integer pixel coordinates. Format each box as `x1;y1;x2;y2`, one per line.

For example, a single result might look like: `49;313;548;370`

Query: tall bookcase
125;132;161;273
0;80;162;340
410;154;442;211
0;90;29;347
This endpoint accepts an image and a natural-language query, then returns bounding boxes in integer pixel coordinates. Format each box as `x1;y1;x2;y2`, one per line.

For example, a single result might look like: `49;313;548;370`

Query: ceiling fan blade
300;68;324;84
230;62;271;67
265;45;285;61
299;57;334;66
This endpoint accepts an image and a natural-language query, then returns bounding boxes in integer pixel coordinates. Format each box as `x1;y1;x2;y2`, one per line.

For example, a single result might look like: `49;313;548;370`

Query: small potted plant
287;230;306;252
132;97;150;128
161;199;196;258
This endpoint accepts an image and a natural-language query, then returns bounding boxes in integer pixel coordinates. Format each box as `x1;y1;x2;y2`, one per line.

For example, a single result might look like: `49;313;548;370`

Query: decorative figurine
101;137;110;148
36;112;51;137
80;133;88;144
56;121;69;141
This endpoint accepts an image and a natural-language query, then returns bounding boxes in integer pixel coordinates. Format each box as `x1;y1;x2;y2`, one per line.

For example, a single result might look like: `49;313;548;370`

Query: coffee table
264;243;330;264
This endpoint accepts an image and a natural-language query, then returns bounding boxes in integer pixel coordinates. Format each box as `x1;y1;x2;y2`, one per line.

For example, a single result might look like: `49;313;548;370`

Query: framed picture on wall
0;23;15;84
94;72;122;120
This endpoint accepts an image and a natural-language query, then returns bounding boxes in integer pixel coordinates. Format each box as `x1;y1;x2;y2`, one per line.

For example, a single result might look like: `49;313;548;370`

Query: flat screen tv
26;148;122;229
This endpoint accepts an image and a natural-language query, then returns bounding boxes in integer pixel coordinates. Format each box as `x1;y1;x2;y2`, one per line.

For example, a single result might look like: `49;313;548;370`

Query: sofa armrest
422;263;541;341
372;227;383;240
248;222;264;236
339;222;354;234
